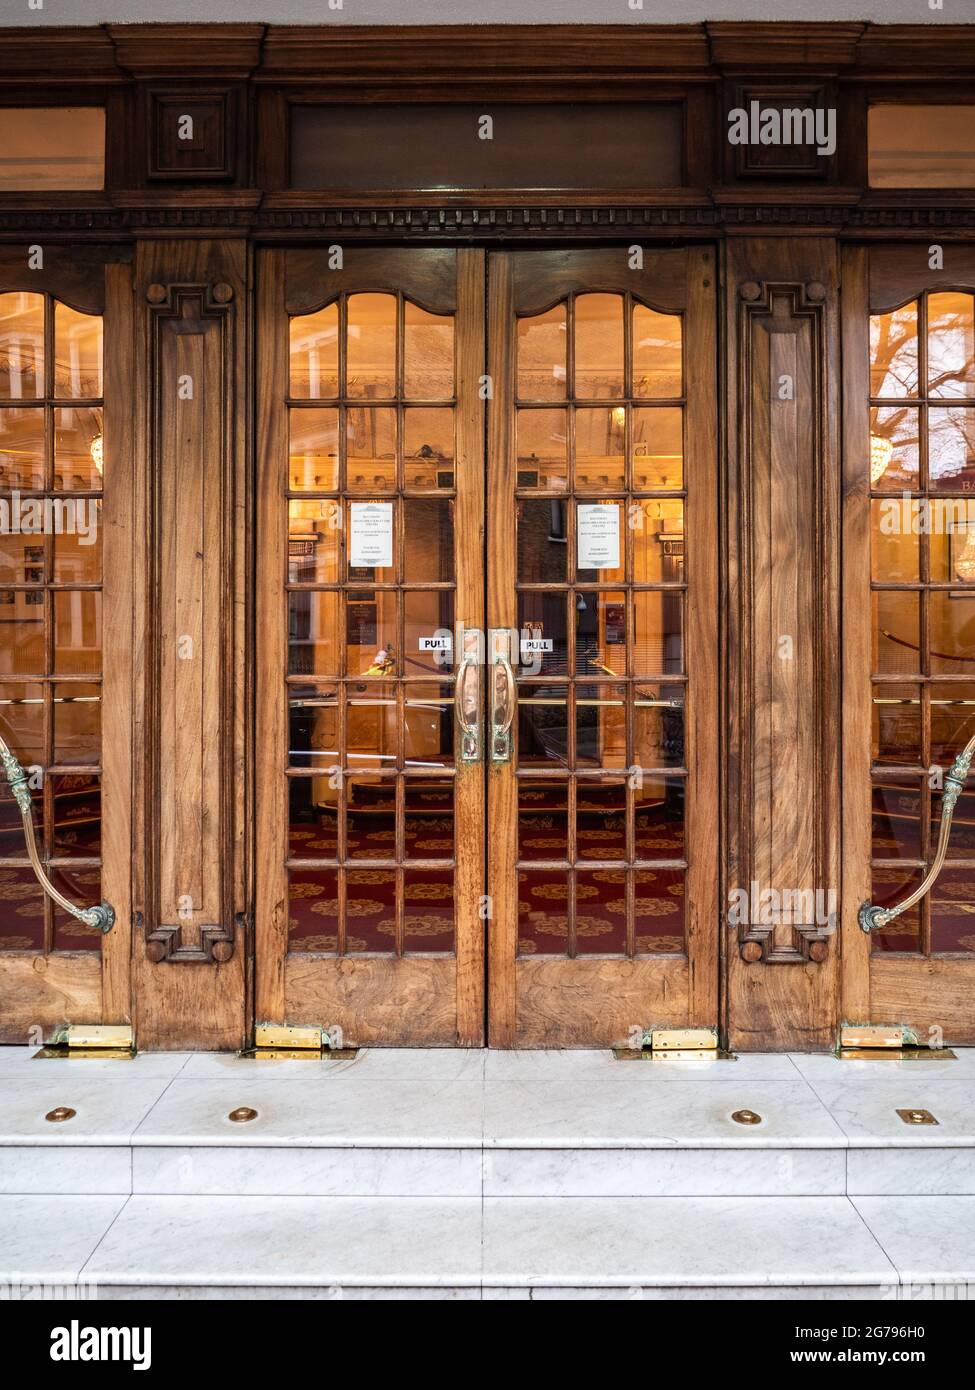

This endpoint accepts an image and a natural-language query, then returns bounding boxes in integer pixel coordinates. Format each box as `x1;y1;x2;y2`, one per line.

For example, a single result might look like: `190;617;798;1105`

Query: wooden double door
254;245;719;1047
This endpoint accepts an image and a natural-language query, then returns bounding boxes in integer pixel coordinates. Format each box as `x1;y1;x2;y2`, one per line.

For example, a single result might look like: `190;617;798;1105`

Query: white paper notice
577;503;621;570
349;502;393;568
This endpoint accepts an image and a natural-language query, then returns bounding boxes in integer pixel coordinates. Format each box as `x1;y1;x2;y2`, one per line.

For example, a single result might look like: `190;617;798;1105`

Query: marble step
2;1046;975;1199
3;1193;973;1300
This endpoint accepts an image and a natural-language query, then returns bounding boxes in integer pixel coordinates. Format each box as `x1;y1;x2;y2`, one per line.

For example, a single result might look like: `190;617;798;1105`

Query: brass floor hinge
613;1026;735;1061
837;1024;955;1062
34;1024;136;1060
239;1022;358;1061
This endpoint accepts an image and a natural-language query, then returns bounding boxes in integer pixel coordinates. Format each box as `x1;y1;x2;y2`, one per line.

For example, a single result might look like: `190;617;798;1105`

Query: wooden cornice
0;21;973;84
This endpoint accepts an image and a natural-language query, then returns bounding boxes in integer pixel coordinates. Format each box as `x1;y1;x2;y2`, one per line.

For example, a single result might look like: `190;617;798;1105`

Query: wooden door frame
254;245;486;1046
486;245;720;1048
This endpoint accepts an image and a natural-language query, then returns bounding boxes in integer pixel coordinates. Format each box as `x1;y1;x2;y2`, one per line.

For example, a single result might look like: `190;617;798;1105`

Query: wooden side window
0;108;105;191
0;291;104;953
868;105;975;189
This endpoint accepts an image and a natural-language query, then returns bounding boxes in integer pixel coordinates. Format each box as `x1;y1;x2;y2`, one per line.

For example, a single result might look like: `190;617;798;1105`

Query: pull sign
419;636;451;652
520;638;553;655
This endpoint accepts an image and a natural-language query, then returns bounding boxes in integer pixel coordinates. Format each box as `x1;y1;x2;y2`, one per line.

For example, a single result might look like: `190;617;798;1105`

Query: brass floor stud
897;1108;939;1125
228;1107;258;1123
731;1109;762;1125
45;1107;76;1123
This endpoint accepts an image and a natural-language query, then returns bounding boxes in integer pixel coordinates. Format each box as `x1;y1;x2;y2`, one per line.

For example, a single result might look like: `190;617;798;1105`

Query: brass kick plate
650;1027;720;1051
839;1025;918;1050
837;1047;955;1062
897;1108;939;1125
36;1024;135;1059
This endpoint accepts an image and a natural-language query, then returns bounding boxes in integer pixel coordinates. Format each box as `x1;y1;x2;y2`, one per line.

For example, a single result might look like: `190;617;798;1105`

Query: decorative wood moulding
734;278;837;966
143;278;238;965
108;23;265;78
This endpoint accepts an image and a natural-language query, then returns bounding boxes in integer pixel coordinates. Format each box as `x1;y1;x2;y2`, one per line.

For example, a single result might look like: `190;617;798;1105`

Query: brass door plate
896;1107;939;1125
613;1047;736;1062
837;1047;955;1062
839;1025;918;1049
237;1047;359;1061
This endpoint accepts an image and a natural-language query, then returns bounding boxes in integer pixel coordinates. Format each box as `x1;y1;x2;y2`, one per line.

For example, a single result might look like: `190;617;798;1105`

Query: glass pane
288;591;339;676
518;779;568;861
347;293;396;399
933;787;975;860
404;779;453;859
872;778;922;860
54;506;102;584
872;685;920;766
54;305;102;399
0;293;44;400
287;684;339;769
53;591;100;674
0;681;43;764
929;406;975;492
0;108;105;192
404;867;454;952
931;874;975;953
404;590;454;673
53;681;99;766
633;591;683;676
575;683;626;769
58;877;105;948
404;683;453;768
574;407;625;491
516;408;568;491
0;598;44;676
575;868;626;955
576;501;624;583
518;868;568;955
403;409;454;488
634;867;685;953
869;868;920;952
54;406;103;491
517;305;567;402
932;500;975;583
868;105;975;190
345;867;395;953
288;867;339;952
928;292;975;399
575;590;626;676
872;591;919;675
288;499;339;584
869;405;919;490
346;407;396;492
346;591;397;676
0;407;45;489
635;776;685;858
870;303;919;398
574;294;623;399
633;305;682;398
403;498;453;582
404;303;453;400
929;590;975;674
346;683;397;769
871;499;918;582
518;499;568;584
632;499;684;583
0;533;42;586
289;780;338;859
518;686;568;766
930;685;975;762
634;685;685;769
0;872;44;949
517;594;567;677
632;407;683;491
348;783;395;859
52;774;100;858
577;780;626;860
289;304;339;399
289;408;339;492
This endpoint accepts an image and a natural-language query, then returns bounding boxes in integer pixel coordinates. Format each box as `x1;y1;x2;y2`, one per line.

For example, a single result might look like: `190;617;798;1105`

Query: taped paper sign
349;502;393;568
577;503;621;570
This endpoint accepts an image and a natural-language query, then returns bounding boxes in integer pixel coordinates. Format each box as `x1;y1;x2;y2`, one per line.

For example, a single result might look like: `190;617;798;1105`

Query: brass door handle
490;628;515;763
0;736;115;933
455;627;483;764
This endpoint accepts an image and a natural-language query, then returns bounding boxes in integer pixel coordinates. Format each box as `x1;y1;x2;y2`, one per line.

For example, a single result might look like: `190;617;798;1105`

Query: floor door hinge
240;1022;358;1061
837;1024;955;1061
34;1024;135;1059
613;1026;734;1061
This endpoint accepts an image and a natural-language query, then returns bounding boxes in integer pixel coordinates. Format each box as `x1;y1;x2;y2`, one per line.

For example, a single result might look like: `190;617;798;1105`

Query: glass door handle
456;627;484;764
489;628;515;764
